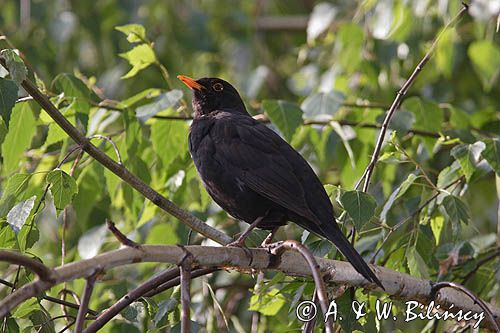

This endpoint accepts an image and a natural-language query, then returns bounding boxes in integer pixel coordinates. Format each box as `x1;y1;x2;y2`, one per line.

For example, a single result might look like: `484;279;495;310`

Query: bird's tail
319;222;384;290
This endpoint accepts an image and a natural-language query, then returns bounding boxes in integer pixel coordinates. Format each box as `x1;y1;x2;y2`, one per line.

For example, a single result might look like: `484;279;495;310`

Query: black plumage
178;75;382;288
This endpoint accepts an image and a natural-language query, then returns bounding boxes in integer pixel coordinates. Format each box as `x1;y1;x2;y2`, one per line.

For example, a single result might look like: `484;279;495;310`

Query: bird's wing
210;114;326;225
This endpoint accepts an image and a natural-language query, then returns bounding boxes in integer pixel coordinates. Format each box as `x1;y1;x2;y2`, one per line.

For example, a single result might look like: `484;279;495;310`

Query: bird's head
177;75;248;117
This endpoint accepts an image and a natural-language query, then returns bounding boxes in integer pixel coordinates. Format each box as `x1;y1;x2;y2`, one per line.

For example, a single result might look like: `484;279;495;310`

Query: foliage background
0;0;499;332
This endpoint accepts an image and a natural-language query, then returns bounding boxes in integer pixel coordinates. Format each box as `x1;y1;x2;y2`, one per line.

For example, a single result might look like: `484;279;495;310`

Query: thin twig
88;134;123;165
430;281;500;332
370;177;463;264
0;278;97;316
106;219;141;249
267;240;334;333
142;267;217;298
74;274;97;333
62;149;84;267
462;248;500;284
355;3;469;192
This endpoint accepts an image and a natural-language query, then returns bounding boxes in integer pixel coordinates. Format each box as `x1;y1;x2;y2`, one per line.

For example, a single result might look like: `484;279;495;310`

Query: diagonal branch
0;56;232;247
355;3;470;192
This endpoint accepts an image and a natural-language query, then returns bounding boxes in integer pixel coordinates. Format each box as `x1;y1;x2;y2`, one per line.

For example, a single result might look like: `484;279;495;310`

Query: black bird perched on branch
178;75;383;288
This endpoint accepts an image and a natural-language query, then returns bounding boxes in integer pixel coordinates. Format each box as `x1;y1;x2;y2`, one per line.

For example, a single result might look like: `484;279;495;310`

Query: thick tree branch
0;251;55;282
0;246;498;330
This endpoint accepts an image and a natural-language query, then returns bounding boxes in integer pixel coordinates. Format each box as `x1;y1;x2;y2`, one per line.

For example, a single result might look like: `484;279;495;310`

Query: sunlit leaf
249;288;286;316
115;23;147;43
1;102;36;175
307;2;337;43
119;44;156;79
150;119;188;169
6;196;35;234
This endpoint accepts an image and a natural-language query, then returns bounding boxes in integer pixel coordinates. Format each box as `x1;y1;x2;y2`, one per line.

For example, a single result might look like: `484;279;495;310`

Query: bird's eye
213;83;224;92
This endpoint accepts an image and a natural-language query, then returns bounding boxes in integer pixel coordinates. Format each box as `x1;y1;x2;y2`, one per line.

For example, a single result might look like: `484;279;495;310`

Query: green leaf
443;195;470;225
135;89;183;121
380;173;417;223
450;142;486;182
0;77;19;127
337;23;364;72
153;299;178;326
406;247;429;279
435;28;454;78
145;222;179;245
403;97;444;132
340;190;377;229
430;216;444;245
119;88;162;108
115;23;147;43
45;169;78;215
119;44;156;79
52;73;92;100
300;91;345;119
6;196;35;234
262;100;303;141
483;138;500;175
151;119;188;169
28;310;55;333
449;106;470;129
18;222;39;251
0;223;17;248
3;317;19;333
0;49;27;85
1;102;37;175
249;288;286;316
468;41;500;91
12;298;40;318
1;173;33;202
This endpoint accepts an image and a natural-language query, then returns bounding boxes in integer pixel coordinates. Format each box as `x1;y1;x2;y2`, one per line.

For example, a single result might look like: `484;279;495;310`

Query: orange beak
177;75;205;91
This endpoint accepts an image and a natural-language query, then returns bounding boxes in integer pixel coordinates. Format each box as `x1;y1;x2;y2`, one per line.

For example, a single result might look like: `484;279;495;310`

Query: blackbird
178;75;383;288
